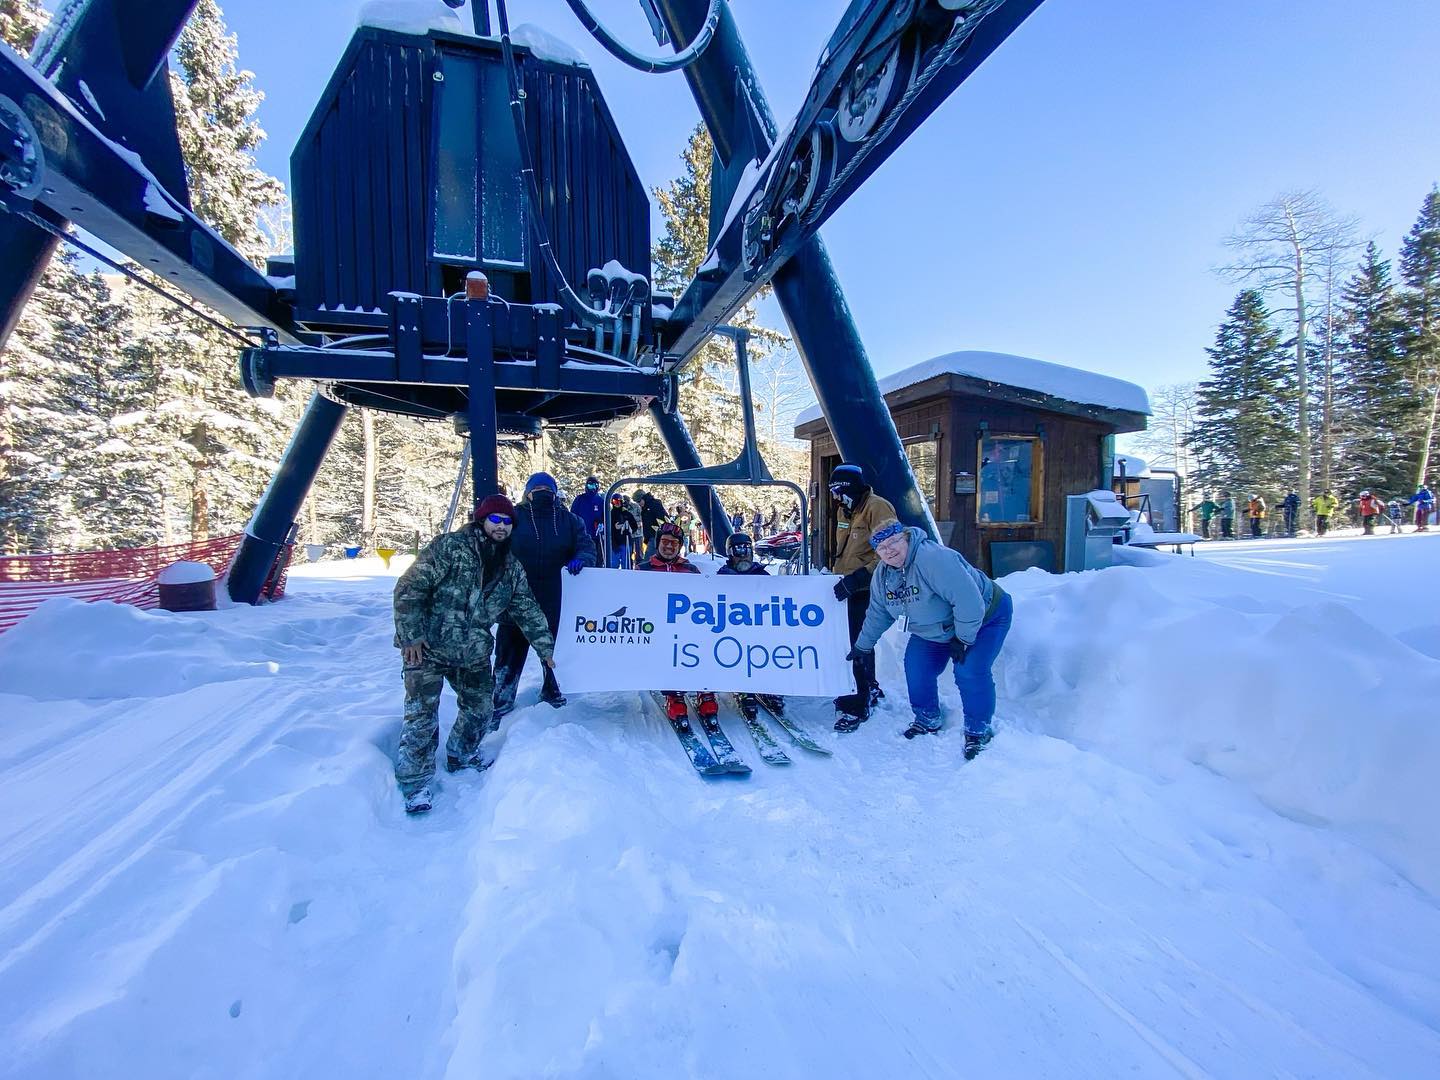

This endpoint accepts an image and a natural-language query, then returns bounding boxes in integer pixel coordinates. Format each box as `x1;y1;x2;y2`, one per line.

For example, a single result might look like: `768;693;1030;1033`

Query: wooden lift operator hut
795;352;1150;576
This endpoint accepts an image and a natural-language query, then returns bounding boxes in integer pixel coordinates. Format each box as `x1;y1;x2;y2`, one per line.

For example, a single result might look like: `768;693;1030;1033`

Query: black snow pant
1316;515;1329;535
1283;510;1297;536
493;611;562;716
1199;518;1211;539
1249;517;1263;538
837;589;879;713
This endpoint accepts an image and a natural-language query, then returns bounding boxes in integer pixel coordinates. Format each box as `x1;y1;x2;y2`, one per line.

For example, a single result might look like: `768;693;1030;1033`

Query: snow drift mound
999;555;1440;895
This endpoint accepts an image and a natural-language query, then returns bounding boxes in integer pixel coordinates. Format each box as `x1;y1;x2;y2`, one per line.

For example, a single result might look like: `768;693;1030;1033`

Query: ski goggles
728;543;752;556
657;522;685;540
485;513;514;526
585;482;600;491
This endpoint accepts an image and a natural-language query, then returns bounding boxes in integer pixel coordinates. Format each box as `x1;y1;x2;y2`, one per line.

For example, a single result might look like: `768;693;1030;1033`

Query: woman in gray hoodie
847;521;1013;758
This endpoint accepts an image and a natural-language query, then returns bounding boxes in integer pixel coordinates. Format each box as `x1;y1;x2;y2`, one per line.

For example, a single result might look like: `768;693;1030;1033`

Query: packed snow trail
1;537;1438;1078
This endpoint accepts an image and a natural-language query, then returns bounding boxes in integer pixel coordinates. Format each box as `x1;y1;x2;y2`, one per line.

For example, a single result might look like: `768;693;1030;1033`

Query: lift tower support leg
228;392;347;604
652;0;933;535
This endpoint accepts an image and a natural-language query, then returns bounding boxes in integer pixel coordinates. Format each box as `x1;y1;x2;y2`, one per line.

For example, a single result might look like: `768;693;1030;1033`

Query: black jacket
638;493;670;535
507;492;596;621
608;505;640;551
717;562;770;576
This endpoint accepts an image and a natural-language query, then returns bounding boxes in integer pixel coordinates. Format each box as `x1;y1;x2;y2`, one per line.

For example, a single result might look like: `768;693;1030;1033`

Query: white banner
553;568;854;696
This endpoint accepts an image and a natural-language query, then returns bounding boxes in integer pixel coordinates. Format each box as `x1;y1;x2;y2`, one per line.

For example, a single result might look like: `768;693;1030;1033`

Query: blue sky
220;0;1440;395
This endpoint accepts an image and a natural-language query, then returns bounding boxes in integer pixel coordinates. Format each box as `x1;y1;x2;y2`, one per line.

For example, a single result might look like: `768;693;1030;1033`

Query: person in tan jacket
828;463;897;730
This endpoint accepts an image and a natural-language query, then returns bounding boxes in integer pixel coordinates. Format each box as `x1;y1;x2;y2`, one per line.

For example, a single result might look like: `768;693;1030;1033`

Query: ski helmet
726;532;754;558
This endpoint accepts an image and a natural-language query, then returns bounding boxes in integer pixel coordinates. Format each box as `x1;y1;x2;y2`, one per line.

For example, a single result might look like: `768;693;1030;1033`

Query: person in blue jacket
717;533;784;717
1407;485;1435;532
847;520;1013;759
569;474;606;551
493;472;596;718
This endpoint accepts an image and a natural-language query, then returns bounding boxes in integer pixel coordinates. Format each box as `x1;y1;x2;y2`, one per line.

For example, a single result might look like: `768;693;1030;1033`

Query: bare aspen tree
1130;383;1199;476
1220;190;1357;515
361;408;377;546
1313;234;1361;492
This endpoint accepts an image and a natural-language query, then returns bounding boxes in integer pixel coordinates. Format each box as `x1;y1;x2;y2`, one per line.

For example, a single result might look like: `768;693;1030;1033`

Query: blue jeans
903;592;1013;736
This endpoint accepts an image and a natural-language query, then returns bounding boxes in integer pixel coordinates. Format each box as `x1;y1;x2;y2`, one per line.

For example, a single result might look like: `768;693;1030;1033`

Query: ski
689;695;752;775
648;692;730;777
754;694;833;755
727;695;791;766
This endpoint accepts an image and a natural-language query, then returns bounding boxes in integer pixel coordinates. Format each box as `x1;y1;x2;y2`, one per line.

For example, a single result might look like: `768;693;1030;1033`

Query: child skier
637;522;717;723
1386;498;1405;534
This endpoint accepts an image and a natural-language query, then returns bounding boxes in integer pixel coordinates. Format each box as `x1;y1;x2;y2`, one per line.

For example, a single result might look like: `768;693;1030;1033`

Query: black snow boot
834;693;869;732
964;731;993;761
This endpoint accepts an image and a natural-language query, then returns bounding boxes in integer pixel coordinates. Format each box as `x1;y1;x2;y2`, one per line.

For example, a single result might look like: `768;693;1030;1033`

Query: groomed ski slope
1;533;1438;1079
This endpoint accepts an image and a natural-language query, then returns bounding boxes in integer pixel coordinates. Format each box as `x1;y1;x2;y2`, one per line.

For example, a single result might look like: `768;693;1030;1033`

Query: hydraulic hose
561;0;721;74
494;0;615;329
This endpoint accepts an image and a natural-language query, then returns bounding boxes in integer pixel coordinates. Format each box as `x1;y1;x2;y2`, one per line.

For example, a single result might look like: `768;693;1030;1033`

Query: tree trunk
1417;384;1440;488
190;467;209;541
361;408;377;546
1291;247;1311;512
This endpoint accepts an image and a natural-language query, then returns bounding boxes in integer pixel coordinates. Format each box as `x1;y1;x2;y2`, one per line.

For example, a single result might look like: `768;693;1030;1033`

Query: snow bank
0;599;277;700
794;350;1151;427
999;544;1440;895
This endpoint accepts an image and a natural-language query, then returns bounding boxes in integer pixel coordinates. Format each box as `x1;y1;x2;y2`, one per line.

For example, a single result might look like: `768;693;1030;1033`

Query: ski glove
565;558;585;575
833;565;873;601
948;638;969;663
845;646;873;663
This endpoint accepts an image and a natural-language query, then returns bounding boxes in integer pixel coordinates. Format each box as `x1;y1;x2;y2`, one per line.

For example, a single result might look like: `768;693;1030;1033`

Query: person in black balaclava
828;463;896;731
493;471;595;719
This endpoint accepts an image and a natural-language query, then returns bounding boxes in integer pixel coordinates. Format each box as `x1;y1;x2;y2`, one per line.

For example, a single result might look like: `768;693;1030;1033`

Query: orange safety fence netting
0;534;248;634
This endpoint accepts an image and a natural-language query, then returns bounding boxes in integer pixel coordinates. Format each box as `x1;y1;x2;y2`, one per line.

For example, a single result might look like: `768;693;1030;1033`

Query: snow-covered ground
1;532;1438;1078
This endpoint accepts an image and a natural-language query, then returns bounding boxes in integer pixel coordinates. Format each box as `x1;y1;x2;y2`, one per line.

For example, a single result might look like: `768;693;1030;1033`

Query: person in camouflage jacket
392;494;555;812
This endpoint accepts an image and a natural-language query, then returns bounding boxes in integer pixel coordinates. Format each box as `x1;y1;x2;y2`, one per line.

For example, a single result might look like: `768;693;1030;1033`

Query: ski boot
964;730;993;761
541;692;568;709
903;721;939;740
665;692;692;731
695;692;721;734
404;787;433;815
755;693;785;717
833;693;869;733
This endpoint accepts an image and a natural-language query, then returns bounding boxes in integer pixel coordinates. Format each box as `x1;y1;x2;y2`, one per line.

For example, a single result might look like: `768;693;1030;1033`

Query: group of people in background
389;462;1010;814
1190;485;1434;539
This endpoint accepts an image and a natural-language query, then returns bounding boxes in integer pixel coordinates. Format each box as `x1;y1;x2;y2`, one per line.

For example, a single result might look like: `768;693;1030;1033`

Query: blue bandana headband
869;520;906;549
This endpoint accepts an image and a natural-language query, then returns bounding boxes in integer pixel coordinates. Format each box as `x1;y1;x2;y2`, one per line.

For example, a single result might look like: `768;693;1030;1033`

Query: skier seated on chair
717;532;785;718
845;520;1012;761
493;472;595;721
637;521;716;723
392;494;555;814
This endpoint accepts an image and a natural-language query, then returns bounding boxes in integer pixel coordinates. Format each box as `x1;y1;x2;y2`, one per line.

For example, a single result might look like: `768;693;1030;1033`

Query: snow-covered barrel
156;561;217;612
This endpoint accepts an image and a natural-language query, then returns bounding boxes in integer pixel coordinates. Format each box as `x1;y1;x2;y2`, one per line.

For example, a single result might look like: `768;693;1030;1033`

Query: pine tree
0;0;45;52
1398;185;1440;487
1333;243;1409;497
171;0;286;267
1188;290;1296;498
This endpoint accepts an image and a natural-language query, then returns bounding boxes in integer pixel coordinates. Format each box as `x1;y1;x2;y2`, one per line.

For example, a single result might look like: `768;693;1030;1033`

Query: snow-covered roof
794;351;1151;429
1113;454;1149;478
355;2;590;65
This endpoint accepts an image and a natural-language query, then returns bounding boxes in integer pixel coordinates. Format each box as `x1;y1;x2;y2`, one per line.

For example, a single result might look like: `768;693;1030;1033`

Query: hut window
977;436;1042;525
904;438;939;515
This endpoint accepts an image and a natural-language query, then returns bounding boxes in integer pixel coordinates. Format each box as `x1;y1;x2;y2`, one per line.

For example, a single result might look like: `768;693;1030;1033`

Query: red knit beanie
474;493;516;522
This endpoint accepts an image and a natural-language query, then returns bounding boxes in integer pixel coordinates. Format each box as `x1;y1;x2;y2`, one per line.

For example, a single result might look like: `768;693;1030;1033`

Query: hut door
819;452;842;568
